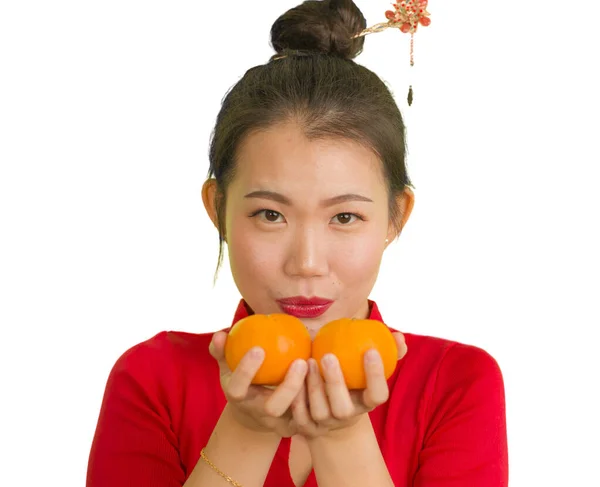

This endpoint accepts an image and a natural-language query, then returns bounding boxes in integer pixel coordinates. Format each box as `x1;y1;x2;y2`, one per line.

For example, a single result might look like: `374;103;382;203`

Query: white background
1;1;599;485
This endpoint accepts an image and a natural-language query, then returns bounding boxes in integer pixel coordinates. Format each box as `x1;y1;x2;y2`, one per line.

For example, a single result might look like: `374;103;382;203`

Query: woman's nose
283;227;329;278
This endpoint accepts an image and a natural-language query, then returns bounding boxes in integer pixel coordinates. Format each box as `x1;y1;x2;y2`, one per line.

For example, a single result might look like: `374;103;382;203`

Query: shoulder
430;337;505;408
401;332;503;382
89;331;222;485
404;333;500;374
107;330;218;390
113;330;214;366
398;333;506;422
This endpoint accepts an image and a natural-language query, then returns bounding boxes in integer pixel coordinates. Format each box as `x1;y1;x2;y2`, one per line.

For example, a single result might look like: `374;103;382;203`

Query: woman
86;1;508;486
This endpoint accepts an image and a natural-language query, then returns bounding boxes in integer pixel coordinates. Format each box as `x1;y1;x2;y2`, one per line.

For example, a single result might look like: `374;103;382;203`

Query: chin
301;322;322;339
297;316;329;337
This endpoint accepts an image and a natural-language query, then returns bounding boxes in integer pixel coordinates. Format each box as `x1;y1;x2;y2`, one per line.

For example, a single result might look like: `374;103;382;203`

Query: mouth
276;296;333;319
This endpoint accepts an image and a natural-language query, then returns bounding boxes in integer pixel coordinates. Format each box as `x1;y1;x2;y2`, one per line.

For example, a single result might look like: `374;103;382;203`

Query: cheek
227;215;279;281
330;235;385;280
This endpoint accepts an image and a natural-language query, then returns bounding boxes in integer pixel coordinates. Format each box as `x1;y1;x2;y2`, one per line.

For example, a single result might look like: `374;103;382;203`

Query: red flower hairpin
353;1;432;106
385;0;431;36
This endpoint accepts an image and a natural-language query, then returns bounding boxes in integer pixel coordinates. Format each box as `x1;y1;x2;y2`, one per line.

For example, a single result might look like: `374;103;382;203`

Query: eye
332;213;361;225
252;209;285;223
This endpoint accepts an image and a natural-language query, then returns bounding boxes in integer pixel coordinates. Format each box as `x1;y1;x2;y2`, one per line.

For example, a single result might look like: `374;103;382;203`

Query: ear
202;178;220;230
387;186;415;242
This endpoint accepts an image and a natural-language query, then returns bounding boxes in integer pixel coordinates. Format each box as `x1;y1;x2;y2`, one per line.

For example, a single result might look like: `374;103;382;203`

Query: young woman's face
206;122;413;337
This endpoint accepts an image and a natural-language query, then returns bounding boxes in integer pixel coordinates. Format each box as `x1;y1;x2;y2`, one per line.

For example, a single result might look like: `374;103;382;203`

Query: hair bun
270;0;367;60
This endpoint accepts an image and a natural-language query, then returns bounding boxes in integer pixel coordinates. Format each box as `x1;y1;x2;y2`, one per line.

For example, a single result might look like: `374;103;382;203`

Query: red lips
276;296;334;318
277;296;332;306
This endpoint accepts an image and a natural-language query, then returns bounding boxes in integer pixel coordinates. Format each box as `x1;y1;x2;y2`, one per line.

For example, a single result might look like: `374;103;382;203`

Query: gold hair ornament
352;0;431;106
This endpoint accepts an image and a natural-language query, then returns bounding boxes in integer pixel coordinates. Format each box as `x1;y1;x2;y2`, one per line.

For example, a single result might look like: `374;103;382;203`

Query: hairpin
352;1;431;106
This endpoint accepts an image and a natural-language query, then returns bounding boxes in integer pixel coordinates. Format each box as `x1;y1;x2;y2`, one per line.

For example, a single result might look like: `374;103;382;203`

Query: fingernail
292;360;306;372
250;347;264;359
365;349;380;364
322;354;336;369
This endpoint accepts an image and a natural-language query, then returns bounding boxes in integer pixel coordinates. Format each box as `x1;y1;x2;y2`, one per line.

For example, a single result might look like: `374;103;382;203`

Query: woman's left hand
290;332;408;439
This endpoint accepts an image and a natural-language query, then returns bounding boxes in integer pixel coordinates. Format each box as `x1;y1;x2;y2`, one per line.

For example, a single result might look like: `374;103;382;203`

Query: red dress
87;300;508;486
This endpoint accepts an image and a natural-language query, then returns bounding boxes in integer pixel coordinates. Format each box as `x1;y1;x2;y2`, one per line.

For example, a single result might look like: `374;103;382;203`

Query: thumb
209;331;229;370
393;332;408;360
209;331;227;356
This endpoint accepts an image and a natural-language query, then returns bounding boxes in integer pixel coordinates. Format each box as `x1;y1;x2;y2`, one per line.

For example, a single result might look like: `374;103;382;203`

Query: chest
288;436;313;487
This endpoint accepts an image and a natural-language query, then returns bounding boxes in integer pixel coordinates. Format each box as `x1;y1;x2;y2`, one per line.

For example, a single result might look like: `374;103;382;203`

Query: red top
87;300;508;487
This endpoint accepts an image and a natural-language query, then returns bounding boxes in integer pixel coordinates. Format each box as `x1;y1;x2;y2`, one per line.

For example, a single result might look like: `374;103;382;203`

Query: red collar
230;299;384;326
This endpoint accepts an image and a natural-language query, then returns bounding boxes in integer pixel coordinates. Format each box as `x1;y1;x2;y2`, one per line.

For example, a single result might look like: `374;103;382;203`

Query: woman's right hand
209;331;308;438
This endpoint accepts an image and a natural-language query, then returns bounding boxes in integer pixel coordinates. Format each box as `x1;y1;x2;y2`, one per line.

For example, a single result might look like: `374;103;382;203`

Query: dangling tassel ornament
407;32;415;106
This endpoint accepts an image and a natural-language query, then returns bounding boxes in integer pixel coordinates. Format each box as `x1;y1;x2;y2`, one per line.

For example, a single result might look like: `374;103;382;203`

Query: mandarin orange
311;318;398;390
224;313;311;386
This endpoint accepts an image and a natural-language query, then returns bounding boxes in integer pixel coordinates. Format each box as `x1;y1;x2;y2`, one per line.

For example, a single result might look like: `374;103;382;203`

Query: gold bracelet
200;448;243;487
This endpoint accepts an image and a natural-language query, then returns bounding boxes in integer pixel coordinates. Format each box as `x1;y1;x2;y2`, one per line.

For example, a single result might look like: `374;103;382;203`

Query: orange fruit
312;318;398;390
224;313;311;386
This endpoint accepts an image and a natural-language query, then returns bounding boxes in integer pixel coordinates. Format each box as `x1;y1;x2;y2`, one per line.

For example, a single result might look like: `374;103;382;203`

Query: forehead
231;122;385;197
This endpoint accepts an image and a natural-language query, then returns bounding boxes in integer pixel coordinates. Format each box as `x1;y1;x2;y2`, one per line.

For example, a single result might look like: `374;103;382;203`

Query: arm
185;404;281;487
287;339;409;487
301;343;508;487
413;344;509;487
86;341;282;487
307;414;395;487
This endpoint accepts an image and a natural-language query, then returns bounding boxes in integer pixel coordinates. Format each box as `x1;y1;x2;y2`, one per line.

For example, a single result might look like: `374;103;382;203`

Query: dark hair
207;0;414;281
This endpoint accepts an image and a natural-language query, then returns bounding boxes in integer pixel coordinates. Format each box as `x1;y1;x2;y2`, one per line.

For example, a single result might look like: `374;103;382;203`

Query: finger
394;332;408;360
362;349;390;409
321;354;354;419
307;358;331;422
209;331;231;378
225;347;265;402
263;360;308;417
290;383;313;429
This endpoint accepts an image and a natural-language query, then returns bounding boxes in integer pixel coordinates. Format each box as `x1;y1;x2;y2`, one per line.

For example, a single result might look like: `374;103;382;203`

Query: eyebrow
243;190;373;206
